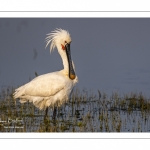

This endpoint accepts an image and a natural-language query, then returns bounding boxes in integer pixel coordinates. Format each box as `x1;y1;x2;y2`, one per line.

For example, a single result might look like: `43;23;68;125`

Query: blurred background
0;18;150;96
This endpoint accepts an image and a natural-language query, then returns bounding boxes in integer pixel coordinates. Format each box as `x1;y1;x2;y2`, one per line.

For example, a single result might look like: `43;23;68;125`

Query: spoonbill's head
45;28;72;53
45;28;76;80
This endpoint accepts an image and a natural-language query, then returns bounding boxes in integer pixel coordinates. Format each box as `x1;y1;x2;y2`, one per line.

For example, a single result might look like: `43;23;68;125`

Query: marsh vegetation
0;87;150;132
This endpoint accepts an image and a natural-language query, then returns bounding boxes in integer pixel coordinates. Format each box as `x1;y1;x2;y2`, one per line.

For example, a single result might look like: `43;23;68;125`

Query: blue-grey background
0;18;150;97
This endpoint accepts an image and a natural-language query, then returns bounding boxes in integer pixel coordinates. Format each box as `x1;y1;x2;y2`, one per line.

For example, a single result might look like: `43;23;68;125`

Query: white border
0;12;150;18
0;133;150;139
0;0;150;11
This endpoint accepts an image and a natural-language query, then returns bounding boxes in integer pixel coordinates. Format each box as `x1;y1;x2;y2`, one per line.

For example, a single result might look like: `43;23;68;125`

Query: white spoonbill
13;28;78;119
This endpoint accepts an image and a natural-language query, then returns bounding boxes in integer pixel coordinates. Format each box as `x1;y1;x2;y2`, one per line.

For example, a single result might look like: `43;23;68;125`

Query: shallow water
0;88;150;132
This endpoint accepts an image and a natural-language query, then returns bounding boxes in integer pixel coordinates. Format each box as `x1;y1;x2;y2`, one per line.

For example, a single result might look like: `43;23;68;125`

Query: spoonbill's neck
58;46;70;73
62;53;70;73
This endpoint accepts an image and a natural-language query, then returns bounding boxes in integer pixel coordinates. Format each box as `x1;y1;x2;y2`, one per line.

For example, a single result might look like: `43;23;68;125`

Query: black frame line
0;138;150;139
1;11;150;12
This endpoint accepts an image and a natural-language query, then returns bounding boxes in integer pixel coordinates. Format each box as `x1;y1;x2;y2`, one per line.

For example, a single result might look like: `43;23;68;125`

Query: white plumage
14;28;78;111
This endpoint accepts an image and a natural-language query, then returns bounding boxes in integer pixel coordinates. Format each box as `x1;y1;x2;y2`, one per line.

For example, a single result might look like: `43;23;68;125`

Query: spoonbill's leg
52;107;57;120
44;107;48;120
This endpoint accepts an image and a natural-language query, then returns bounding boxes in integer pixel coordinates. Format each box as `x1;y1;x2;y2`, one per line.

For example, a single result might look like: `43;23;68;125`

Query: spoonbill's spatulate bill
13;28;78;119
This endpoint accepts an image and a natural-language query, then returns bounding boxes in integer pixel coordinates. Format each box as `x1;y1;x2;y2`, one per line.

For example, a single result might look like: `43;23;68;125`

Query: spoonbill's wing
14;72;66;98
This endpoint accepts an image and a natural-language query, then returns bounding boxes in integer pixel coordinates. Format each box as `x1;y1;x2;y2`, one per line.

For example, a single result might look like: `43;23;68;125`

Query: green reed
0;87;150;132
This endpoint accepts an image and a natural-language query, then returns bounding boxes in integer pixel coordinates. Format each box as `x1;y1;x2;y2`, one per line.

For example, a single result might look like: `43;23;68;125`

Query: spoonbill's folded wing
14;72;66;98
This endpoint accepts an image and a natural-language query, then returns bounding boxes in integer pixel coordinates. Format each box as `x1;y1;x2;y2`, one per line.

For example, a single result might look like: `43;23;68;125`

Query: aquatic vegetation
0;87;150;132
